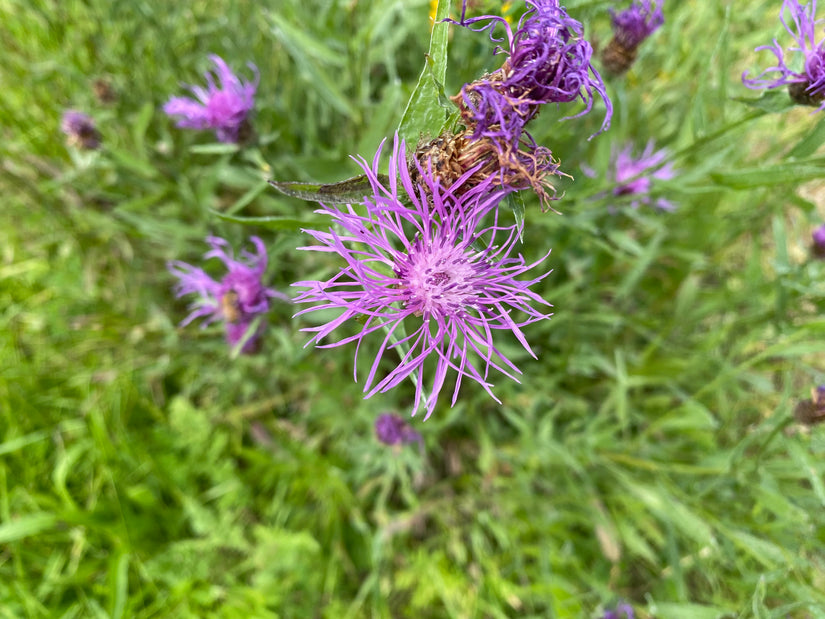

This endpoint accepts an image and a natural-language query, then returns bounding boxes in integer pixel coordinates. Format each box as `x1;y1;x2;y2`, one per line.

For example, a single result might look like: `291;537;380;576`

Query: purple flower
163;55;258;143
374;413;423;446
610;0;664;50
742;0;825;110
168;236;284;353
292;136;553;419
604;602;635;619
608;141;676;211
813;223;825;257
602;0;664;75
452;0;612;143
61;110;101;150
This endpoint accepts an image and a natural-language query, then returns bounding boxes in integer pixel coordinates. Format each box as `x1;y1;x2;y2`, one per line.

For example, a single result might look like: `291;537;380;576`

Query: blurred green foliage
2;0;825;617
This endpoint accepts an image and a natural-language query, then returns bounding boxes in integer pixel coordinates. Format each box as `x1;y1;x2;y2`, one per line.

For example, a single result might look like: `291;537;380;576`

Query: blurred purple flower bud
61;110;101;150
375;413;422;446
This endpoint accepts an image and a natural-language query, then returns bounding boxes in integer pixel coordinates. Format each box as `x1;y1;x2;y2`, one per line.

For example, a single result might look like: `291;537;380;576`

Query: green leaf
269;174;390;204
188;143;240;155
733;89;794;113
0;513;58;544
788;113;825;158
398;0;451;142
507;192;526;243
105;147;158;178
711;159;825;188
212;212;318;231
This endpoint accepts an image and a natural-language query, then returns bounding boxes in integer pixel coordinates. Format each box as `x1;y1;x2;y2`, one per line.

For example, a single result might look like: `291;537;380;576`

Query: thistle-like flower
61;110;101;150
168;236;283;353
163;55;258;143
452;0;612;143
813;223;825;257
607;141;676;211
742;0;825;109
293;136;553;418
602;0;665;76
374;413;423;446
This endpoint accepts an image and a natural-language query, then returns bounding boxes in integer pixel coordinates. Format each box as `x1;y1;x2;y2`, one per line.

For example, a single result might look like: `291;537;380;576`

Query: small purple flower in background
168;236;285;353
61;110;101;150
603;602;635;619
375;413;422;446
602;0;665;76
163;55;258;143
812;223;825;257
608;141;676;211
452;0;612;145
293;135;553;418
742;0;825;109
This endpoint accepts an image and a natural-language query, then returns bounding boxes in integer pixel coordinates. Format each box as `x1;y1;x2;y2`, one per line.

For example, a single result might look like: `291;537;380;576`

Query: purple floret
610;141;676;211
610;0;664;50
603;602;635;619
168;236;285;353
374;413;423;446
813;223;825;256
453;0;612;141
163;55;258;142
292;135;553;419
742;0;825;109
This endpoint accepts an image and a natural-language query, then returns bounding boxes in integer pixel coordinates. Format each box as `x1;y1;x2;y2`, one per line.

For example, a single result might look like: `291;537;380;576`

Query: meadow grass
2;0;825;617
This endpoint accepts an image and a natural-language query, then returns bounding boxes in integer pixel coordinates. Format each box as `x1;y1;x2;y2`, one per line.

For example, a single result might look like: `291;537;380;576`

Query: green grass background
2;0;825;616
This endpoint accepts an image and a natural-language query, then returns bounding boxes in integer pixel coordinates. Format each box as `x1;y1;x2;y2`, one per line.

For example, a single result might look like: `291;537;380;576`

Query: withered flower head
794;386;825;425
410;129;566;211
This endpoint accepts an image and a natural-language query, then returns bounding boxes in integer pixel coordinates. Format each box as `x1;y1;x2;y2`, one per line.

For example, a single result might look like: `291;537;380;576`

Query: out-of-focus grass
2;0;825;617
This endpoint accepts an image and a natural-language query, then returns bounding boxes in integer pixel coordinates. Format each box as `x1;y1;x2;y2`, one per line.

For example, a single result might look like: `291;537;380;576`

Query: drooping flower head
607;140;676;211
375;413;423;446
168;236;283;353
61;110;101;150
452;0;612;143
742;0;825;110
602;0;665;75
603;602;635;619
163;55;258;143
812;223;825;257
293;135;553;418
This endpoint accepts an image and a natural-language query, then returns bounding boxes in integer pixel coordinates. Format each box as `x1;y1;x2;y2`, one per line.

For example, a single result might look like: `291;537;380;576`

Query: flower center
395;239;482;318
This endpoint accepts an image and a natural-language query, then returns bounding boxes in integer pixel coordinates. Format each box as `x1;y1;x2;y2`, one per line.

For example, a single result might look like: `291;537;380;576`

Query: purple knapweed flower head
163;55;258;143
61;110;101;150
812;223;825;257
292;135;553;419
451;0;612;144
603;0;664;75
603;602;635;619
608;140;676;211
742;0;825;110
168;236;284;353
375;413;423;446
